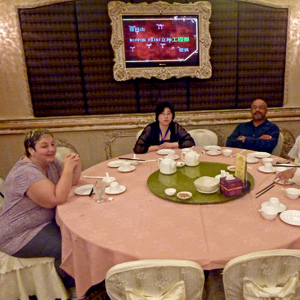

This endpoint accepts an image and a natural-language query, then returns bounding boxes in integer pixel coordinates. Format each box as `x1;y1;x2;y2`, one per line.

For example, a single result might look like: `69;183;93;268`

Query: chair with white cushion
55;139;78;163
136;129;144;140
0;251;68;300
188;129;218;146
272;131;284;157
105;259;205;300
223;249;300;300
0;177;5;211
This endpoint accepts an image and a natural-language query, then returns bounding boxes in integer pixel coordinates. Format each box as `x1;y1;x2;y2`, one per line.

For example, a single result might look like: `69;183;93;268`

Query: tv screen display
108;1;212;81
123;15;199;68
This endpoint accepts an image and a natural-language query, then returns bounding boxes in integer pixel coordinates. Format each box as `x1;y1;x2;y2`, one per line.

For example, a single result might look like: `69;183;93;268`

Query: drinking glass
94;179;106;203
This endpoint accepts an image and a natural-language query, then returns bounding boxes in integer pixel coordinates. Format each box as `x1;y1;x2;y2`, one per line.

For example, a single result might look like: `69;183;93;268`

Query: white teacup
263;162;273;172
262;157;274;164
247;153;256;162
209;149;219;155
285;188;300;200
166;152;176;159
222;149;233;157
268;197;280;209
109;181;122;193
122;161;132;171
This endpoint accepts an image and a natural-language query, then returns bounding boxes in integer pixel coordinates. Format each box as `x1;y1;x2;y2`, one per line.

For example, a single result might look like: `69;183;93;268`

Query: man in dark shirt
226;99;279;153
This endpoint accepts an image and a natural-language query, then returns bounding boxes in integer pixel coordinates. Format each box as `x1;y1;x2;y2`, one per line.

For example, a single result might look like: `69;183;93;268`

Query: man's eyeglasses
251;105;266;110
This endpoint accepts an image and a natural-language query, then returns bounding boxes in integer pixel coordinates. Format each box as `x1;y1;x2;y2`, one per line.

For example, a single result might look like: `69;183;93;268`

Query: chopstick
255;182;275;198
83;175;104;179
274;164;299;167
118;157;145;161
89;181;98;197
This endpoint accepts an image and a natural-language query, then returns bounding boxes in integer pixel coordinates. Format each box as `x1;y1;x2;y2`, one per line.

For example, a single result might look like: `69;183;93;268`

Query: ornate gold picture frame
108;1;212;81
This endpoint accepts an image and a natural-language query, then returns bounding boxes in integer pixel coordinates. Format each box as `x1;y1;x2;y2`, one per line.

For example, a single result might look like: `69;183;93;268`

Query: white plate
206;150;222;156
105;185;126;195
176;161;185;167
166;155;180;160
280;210;300;226
118;165;136;172
246;158;259;164
157;149;175;155
254;152;271;158
204;145;221;151
258;165;276;173
196;188;219;194
261;201;286;213
176;191;192;200
107;160;124;168
74;184;94;196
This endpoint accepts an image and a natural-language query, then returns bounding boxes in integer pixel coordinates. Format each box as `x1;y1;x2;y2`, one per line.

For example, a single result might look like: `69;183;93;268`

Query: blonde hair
24;128;53;157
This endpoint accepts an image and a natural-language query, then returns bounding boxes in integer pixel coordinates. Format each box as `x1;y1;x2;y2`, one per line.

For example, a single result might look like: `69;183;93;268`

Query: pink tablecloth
56;147;300;298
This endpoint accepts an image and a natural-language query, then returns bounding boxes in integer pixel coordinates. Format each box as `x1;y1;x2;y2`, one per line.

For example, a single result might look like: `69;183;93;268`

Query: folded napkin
125;280;186;300
243;272;299;300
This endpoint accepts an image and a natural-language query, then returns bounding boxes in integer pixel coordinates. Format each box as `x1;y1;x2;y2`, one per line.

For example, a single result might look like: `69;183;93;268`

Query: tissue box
220;176;243;197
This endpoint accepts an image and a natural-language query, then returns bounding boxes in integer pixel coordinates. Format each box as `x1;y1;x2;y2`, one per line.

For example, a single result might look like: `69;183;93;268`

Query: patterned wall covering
18;0;287;117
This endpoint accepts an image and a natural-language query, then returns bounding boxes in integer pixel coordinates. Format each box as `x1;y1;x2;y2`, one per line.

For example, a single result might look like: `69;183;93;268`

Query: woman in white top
275;135;300;184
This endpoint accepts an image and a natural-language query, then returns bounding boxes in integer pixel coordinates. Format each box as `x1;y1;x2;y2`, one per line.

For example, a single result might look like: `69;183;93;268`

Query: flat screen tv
108;1;212;81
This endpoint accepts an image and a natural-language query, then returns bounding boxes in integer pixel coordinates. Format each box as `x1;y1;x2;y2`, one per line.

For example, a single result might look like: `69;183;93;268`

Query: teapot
181;150;201;167
158;156;177;175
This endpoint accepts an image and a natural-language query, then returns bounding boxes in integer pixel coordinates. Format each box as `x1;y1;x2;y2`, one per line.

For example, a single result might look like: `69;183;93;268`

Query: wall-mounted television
108;1;212;81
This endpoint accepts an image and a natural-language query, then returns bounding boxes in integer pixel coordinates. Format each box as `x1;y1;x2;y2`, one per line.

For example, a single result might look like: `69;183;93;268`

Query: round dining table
56;146;300;298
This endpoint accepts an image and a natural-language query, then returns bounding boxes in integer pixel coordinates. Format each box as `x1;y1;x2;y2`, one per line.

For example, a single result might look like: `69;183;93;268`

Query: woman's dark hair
155;102;175;121
24;128;53;157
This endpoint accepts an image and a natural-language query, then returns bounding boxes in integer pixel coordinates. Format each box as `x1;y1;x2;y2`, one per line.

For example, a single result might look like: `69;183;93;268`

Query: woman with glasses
134;102;195;154
0;128;82;299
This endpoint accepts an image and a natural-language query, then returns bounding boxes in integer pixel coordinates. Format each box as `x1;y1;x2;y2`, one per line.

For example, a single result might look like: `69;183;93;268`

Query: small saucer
254;152;271;158
157;149;175;155
105;185;126;195
196;188;219;194
207;150;222;156
176;161;185;167
246;158;259;164
118;165;136;172
261;201;286;213
177;191;192;200
258;165;276;173
204;145;221;151
227;165;236;172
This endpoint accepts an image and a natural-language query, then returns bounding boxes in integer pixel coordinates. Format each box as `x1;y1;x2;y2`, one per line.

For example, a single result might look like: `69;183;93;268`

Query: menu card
235;153;247;184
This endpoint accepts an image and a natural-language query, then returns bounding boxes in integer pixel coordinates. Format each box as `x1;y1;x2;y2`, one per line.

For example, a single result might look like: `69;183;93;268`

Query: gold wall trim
1;107;299;135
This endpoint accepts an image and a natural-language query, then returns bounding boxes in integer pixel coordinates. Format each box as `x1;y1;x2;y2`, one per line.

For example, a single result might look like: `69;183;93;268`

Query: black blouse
133;121;195;154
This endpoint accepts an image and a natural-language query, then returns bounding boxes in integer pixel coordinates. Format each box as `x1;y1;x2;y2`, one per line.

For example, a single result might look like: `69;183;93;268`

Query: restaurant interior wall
0;0;300;179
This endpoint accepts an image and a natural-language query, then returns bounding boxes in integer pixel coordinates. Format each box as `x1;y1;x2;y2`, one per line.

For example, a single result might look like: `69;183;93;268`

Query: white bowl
259;206;278;220
165;188;176;196
285;188;300;200
222;149;233;157
194;176;220;193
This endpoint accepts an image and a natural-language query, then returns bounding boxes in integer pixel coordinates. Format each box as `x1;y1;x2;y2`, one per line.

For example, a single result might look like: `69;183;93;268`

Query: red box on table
220;176;243;197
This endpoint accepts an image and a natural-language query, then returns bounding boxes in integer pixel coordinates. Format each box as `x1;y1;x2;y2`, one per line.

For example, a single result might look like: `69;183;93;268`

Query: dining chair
223;249;300;300
136;129;143;140
0;251;68;300
187;129;218;146
0;177;4;211
272;131;284;156
55;138;79;163
105;259;205;300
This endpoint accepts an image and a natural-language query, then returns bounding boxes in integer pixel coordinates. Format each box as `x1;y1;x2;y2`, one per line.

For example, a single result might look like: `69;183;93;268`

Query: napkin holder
220;175;243;197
